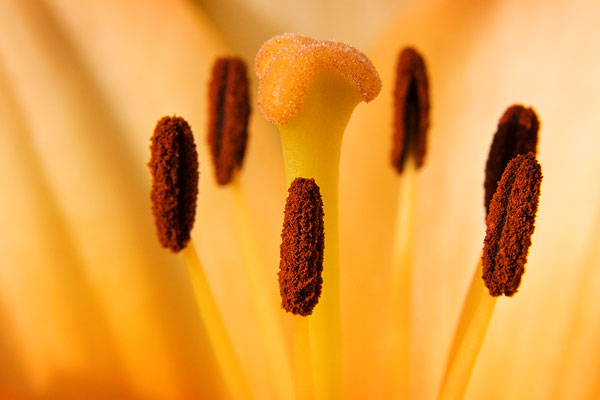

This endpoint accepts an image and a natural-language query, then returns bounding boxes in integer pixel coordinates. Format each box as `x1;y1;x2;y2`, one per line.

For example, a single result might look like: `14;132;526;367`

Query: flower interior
148;33;543;400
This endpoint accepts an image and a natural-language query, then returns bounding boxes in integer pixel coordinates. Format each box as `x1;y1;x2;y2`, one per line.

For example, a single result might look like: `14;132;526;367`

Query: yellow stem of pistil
182;245;252;400
386;156;417;399
438;260;497;400
231;178;294;400
278;72;362;400
293;316;314;400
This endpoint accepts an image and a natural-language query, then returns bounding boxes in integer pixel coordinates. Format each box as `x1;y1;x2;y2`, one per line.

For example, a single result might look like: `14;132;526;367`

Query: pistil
256;33;381;400
278;70;357;400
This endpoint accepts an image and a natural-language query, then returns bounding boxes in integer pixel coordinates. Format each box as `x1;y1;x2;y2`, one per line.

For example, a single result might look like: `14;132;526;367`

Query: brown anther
279;178;325;316
484;105;539;214
149;116;199;253
392;47;430;173
208;57;250;186
482;153;542;297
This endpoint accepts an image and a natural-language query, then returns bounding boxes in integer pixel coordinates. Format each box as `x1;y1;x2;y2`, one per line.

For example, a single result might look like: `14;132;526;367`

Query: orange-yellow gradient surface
1;0;599;399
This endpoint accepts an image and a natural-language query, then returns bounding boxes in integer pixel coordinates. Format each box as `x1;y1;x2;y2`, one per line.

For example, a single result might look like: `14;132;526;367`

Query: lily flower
1;0;599;399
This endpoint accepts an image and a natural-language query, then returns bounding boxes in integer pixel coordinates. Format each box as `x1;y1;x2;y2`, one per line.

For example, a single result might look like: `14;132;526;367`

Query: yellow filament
438;261;497;400
293;316;314;400
231;178;294;400
278;71;362;400
385;156;417;399
181;245;252;400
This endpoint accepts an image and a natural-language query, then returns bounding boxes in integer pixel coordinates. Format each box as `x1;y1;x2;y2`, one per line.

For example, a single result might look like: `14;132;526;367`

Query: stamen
385;46;429;398
279;178;324;316
484;105;539;214
207;57;250;186
439;152;542;400
149;116;251;398
482;153;542;296
392;47;430;173
148;116;198;252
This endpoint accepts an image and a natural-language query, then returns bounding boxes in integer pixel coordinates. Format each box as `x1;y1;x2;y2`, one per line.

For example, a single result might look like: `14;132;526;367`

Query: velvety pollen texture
482;153;542;296
255;33;382;125
149;116;199;253
207;57;250;186
279;178;325;316
484;105;539;214
391;47;430;173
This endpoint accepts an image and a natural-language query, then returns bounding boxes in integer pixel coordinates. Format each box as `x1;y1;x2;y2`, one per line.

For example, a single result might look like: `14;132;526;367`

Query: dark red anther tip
484;105;539;215
208;57;250;186
392;47;430;173
279;178;325;316
149;116;199;253
482;153;542;296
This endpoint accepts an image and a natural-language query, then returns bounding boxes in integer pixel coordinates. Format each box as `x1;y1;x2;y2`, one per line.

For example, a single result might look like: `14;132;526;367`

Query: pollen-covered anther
279;178;325;316
391;47;430;173
255;33;382;125
148;116;199;253
482;153;542;296
208;57;250;186
484;105;539;214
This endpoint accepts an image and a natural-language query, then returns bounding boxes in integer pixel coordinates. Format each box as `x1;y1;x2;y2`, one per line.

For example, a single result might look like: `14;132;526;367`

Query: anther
208;57;250;186
484;105;539;214
391;47;430;173
279;178;325;316
149;116;199;252
482;153;542;296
